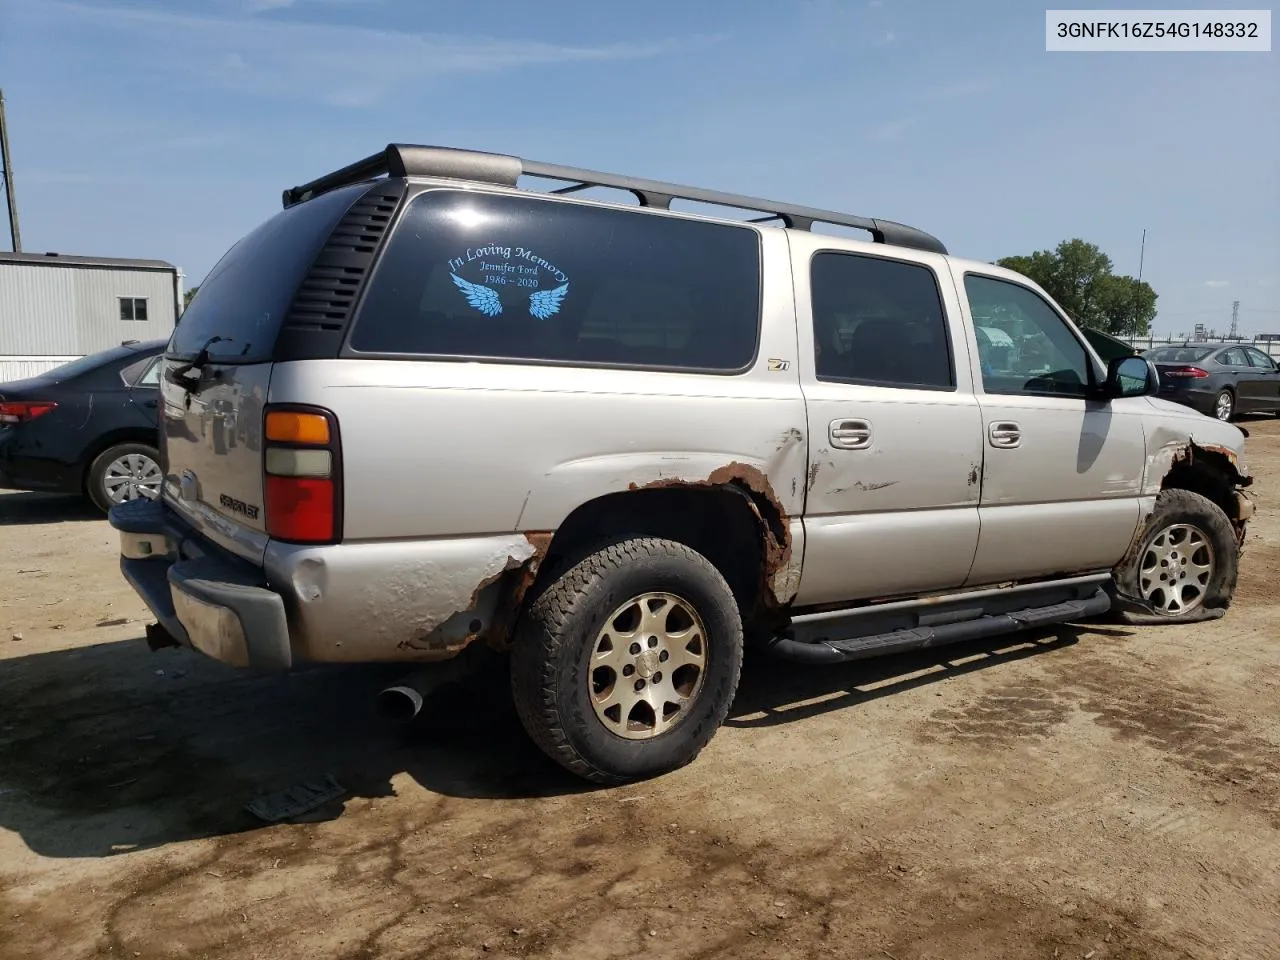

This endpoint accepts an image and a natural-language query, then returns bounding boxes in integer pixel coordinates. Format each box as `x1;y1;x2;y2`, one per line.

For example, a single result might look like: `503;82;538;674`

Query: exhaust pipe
376;684;425;723
145;621;182;651
376;647;497;725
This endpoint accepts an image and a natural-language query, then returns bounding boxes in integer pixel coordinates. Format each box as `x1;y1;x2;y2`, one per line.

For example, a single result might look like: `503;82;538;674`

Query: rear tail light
263;406;341;544
0;401;57;424
1160;366;1209;379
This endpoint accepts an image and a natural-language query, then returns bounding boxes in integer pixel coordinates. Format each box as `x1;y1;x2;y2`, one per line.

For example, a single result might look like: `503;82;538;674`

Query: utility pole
1230;299;1240;340
1131;229;1147;339
0;88;20;253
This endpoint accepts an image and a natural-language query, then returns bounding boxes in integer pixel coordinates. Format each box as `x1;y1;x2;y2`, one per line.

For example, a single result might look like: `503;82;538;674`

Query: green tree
1095;273;1157;337
997;239;1154;336
183;285;200;309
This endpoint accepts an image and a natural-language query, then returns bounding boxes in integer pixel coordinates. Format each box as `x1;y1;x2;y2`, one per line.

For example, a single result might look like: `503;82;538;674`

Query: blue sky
0;0;1275;336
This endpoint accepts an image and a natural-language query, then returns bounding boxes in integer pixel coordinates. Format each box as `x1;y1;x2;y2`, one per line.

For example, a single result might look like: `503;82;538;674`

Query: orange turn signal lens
265;411;330;445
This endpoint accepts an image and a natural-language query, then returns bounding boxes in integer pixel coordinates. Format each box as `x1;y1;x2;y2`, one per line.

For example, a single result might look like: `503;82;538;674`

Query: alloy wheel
1139;522;1214;616
588;592;708;740
102;452;162;504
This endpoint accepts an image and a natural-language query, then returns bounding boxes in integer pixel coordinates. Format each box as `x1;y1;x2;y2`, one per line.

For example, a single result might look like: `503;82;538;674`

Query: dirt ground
2;421;1278;960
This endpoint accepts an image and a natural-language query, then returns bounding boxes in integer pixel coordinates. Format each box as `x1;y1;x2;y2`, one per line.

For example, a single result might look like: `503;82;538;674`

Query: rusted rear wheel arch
520;484;783;632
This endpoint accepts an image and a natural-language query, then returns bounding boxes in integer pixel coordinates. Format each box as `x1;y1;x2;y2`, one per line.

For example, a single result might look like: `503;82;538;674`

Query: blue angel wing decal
450;273;503;317
528;282;569;320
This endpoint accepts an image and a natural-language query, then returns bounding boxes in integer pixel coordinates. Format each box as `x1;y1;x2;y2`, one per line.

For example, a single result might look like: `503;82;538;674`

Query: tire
1213;388;1235;421
510;537;744;785
86;442;163;513
1112;489;1238;624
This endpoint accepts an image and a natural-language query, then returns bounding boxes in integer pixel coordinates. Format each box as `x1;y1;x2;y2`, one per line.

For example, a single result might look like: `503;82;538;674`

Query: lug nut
630;642;641;656
634;679;645;691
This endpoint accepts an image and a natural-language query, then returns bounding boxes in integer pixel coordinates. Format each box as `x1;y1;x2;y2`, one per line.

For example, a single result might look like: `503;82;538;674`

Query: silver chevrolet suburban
109;143;1255;784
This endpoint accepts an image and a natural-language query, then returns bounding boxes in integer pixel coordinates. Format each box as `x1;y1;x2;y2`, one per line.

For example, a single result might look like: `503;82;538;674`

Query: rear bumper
109;497;544;671
110;498;292;670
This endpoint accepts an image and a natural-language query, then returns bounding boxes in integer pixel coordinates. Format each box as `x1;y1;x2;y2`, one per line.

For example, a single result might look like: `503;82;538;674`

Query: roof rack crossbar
282;143;947;255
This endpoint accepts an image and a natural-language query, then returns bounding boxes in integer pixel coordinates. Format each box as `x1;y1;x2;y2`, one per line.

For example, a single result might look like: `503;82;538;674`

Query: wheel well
1161;450;1245;530
539;487;768;614
77;429;160;491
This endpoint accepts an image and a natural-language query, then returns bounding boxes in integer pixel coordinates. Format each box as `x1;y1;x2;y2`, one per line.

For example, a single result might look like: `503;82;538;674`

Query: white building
0;251;183;381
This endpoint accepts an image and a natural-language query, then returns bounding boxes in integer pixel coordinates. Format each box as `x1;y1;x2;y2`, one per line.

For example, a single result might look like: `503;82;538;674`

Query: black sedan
0;339;166;511
1144;341;1280;421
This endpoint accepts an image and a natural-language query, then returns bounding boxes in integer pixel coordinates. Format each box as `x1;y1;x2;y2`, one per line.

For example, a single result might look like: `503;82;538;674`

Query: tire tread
510;537;742;785
1113;487;1238;624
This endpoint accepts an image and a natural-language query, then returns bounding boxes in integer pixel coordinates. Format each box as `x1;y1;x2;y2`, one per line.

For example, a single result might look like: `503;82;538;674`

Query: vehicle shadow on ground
0;492;100;526
726;623;1129;729
0;635;587;860
0;623;1129;860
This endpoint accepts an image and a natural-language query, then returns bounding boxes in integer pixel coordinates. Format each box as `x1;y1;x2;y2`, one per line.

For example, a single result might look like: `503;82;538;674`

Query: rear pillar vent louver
274;180;407;361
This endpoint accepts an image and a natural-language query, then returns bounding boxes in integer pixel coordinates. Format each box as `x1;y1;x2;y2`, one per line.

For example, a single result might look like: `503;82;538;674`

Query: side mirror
1106;355;1159;399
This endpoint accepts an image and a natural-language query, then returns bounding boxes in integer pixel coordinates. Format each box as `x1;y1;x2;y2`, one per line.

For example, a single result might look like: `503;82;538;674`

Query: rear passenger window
810;252;954;389
348;191;761;372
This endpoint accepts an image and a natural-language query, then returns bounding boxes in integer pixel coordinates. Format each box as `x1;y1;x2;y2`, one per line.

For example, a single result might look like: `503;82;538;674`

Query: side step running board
767;587;1112;665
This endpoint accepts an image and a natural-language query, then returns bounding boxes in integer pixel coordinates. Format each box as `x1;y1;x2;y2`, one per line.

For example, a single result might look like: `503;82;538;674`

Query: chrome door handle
830;418;872;450
988;421;1022;448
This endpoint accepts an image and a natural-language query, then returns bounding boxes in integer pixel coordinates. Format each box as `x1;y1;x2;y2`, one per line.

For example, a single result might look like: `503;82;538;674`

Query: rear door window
169;182;372;364
120;354;161;386
348;190;762;373
809;251;954;390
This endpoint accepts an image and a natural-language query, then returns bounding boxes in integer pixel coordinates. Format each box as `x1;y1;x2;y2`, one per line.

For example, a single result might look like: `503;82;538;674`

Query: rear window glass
169;182;371;364
348;190;761;372
44;344;143;382
1146;346;1213;363
43;350;126;381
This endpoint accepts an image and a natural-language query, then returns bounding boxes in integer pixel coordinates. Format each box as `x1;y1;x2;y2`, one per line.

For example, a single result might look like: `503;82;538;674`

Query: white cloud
876;29;896;45
1203;279;1230;287
43;2;720;107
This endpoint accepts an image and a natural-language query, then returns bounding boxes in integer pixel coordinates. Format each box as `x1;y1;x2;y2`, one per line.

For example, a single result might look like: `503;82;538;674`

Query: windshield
1146;346;1214;363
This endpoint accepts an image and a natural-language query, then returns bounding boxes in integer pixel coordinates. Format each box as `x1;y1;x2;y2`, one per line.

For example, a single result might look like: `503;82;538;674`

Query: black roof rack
282;143;947;256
